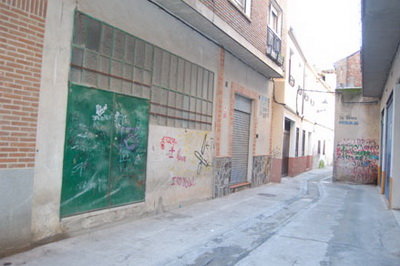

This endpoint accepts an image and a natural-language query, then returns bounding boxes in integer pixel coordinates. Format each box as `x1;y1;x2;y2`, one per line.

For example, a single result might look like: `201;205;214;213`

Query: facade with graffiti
271;28;335;181
333;88;380;184
333;51;380;184
0;0;287;254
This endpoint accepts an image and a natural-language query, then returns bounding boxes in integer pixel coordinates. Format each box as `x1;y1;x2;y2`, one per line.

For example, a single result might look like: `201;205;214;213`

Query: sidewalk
2;167;400;266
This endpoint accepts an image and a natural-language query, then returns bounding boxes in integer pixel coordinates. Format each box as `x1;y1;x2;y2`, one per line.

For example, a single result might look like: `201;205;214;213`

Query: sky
288;0;361;70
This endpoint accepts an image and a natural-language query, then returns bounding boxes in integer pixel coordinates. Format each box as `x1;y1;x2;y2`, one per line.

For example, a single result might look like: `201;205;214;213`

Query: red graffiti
171;176;195;188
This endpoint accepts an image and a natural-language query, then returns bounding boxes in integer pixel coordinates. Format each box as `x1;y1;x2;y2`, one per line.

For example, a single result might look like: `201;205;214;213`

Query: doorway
282;118;291;176
231;95;252;184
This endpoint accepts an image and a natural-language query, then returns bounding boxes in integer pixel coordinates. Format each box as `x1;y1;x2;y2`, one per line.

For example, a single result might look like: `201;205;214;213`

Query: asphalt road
2;168;400;266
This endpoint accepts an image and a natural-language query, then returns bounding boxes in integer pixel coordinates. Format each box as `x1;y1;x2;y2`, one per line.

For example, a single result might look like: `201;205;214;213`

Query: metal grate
231;95;251;184
69;12;214;131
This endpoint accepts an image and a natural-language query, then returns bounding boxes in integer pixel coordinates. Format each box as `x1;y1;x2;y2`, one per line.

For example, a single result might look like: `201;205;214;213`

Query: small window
284;118;291;131
231;0;252;16
269;2;282;36
288;50;295;86
317;140;321;155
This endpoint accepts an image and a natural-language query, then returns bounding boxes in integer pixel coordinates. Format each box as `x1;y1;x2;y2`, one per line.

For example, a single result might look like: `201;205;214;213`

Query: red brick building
0;0;47;255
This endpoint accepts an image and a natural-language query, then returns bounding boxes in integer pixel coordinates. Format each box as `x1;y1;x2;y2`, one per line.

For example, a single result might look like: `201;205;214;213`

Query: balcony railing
266;27;284;66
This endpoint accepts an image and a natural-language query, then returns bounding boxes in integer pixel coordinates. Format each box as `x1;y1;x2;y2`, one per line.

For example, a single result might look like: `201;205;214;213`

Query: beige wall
378;45;400;209
333;91;380;184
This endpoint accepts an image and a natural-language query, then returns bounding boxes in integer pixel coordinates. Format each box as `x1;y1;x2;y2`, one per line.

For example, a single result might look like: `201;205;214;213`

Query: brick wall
346;51;362;87
288;156;309;177
0;0;47;168
199;0;269;54
334;51;362;88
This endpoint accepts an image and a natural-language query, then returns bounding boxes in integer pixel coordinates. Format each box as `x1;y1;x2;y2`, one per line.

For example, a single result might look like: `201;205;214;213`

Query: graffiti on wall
338;115;359;126
194;134;213;175
160;136;178;159
336;138;379;183
157;132;213;190
160;136;187;162
171;176;196;188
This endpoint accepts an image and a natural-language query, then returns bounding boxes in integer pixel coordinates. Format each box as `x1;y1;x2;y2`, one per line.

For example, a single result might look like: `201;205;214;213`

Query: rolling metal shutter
231;95;251;184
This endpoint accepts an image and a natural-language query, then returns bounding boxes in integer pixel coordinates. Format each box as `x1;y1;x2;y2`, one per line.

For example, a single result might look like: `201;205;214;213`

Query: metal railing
266;27;284;66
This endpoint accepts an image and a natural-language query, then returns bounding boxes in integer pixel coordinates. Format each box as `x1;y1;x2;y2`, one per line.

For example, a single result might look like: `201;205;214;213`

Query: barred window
69;12;214;131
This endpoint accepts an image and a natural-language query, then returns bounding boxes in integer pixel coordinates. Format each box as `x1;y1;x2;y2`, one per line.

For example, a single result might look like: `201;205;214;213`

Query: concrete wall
333;91;380;184
146;126;213;209
29;0;276;246
0;169;33;256
378;44;400;209
32;0;221;243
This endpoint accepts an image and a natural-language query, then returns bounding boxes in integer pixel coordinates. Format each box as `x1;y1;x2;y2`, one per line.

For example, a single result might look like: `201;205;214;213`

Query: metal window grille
69;12;214;131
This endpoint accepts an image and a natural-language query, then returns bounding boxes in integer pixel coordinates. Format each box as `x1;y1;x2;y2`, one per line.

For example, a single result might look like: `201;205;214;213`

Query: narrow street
1;168;400;266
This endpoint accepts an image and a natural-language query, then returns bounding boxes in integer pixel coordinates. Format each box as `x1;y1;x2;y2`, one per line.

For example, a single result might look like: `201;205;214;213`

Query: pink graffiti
160;136;177;158
160;136;177;150
176;149;186;162
171;176;195;188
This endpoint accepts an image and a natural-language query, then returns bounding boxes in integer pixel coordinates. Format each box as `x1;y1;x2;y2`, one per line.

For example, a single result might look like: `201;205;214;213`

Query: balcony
267;27;284;66
150;0;284;78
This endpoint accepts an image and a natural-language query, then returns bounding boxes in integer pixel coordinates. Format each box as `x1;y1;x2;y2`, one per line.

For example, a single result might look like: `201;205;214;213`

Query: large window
70;12;214;131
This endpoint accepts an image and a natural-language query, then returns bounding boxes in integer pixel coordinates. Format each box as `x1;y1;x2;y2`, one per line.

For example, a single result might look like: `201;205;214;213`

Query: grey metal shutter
231;95;251;184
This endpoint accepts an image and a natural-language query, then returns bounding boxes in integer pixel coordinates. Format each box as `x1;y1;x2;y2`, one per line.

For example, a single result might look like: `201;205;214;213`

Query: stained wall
333;90;380;184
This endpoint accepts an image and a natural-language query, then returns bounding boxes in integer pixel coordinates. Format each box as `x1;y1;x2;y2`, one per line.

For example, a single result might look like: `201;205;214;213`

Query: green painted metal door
61;84;149;217
109;94;148;206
